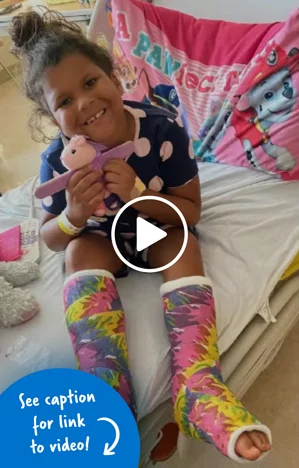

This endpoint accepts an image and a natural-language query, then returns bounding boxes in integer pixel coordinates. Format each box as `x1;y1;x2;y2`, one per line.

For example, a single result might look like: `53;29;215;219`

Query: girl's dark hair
9;8;114;142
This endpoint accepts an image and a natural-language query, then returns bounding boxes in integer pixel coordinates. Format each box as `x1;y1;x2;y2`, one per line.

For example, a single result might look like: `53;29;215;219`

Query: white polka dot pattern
141;249;148;263
149;176;164;192
110;201;119;210
89;230;108;237
134;138;151;157
90;216;107;223
105;208;119;217
189;141;195;159
132;109;146;118
43;196;53;207
124;241;134;255
176;117;184;128
120;233;136;239
160;141;173;161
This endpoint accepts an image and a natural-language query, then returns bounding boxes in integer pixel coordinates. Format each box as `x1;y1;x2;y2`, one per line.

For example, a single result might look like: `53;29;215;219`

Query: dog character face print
249;68;295;125
113;41;139;94
231;43;299;172
118;63;139;93
138;68;180;113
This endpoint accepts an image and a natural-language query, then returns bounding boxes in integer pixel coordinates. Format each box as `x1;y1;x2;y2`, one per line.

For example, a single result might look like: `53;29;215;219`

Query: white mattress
0;162;299;422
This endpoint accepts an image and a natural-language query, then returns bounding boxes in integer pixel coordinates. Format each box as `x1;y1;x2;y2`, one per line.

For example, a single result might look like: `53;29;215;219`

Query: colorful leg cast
64;269;136;417
161;276;271;462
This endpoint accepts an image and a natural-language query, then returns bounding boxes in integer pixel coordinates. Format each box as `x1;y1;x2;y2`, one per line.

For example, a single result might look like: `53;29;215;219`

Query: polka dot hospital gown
39;101;198;274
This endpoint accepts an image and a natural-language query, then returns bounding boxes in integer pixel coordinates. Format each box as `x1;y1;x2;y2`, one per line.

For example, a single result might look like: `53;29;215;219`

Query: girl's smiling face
43;53;134;147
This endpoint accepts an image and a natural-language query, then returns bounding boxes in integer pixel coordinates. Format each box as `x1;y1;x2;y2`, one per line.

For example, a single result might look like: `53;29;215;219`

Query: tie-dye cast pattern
64;272;136;417
163;283;263;457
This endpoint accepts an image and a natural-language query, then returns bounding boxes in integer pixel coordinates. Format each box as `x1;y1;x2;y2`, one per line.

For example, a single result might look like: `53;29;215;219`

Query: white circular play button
136;217;167;252
111;195;188;273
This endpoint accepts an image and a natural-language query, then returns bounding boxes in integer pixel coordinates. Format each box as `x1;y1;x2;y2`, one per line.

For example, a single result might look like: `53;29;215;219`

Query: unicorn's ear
72;135;86;146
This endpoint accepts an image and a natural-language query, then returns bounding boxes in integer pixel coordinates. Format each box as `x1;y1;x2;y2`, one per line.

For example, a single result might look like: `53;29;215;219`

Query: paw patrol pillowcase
110;0;281;121
210;12;299;180
111;0;299;180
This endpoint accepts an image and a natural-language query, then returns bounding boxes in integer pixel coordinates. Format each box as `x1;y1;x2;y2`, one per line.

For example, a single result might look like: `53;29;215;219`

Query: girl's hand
65;165;105;227
104;160;136;203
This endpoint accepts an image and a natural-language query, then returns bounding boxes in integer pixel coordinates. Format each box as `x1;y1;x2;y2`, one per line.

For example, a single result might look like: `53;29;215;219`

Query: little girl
10;9;271;463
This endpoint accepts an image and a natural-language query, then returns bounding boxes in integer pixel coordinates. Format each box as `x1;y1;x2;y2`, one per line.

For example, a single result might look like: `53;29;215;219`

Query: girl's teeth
86;109;105;125
96;110;105;118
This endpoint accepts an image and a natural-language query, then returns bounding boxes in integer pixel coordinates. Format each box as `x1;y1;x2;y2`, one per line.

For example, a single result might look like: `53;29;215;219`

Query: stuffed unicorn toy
35;135;135;215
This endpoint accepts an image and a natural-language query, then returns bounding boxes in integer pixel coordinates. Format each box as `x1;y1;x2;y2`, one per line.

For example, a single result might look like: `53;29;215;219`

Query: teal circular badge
0;369;140;467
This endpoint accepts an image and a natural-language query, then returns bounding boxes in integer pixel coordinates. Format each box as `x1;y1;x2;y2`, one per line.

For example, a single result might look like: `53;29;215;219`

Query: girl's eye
59;98;71;108
85;78;96;88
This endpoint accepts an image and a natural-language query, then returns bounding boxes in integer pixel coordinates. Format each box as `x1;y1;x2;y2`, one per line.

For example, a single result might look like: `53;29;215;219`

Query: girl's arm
40;166;105;252
40;212;80;252
133;176;201;226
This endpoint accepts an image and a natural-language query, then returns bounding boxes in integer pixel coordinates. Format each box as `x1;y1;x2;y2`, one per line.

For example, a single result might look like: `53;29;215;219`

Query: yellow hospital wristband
57;211;84;236
130;176;146;200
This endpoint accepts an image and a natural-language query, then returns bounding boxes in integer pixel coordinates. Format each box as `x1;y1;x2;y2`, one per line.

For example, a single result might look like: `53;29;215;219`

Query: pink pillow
111;0;299;180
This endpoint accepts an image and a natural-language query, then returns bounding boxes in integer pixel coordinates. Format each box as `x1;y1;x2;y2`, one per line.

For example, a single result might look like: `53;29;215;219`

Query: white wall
155;0;299;23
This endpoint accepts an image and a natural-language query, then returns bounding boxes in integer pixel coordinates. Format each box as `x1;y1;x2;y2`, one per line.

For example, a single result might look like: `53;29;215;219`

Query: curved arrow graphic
97;417;120;456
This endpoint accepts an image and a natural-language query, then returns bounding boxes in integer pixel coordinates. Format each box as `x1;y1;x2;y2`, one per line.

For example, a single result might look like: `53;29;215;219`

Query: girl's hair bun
10;11;46;56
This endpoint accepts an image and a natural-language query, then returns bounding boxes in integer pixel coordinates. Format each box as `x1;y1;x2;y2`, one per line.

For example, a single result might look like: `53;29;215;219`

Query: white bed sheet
0;162;299;421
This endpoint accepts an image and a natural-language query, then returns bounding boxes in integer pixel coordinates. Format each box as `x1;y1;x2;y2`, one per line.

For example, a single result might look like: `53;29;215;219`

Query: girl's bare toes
248;431;271;452
235;433;261;461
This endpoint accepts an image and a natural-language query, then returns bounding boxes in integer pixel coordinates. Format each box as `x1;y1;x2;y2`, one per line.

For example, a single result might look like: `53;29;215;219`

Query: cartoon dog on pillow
231;43;299;172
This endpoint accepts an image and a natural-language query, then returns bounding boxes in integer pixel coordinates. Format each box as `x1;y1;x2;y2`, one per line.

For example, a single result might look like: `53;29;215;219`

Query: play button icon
111;195;189;273
136;217;167;252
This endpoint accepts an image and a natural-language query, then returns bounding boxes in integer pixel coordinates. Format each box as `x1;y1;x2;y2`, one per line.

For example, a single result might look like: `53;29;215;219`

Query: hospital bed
1;0;299;465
